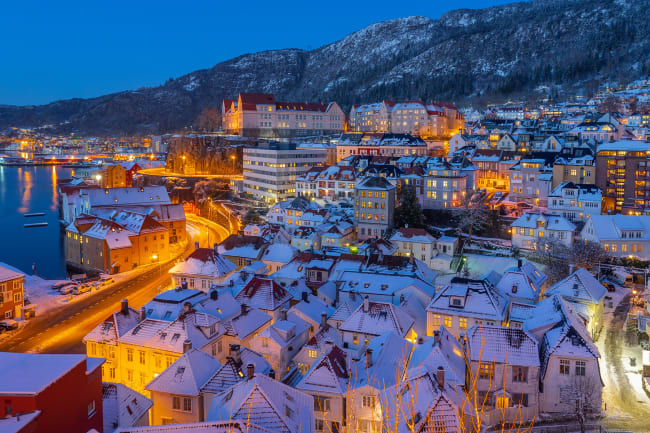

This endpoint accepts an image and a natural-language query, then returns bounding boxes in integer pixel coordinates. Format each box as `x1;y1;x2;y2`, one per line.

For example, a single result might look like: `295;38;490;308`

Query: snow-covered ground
434;254;523;286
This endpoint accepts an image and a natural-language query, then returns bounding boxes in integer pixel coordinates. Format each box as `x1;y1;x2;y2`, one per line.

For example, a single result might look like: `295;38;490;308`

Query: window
127;348;133;362
88;400;96;418
459;318;467;329
575;360;586;376
560;359;570;375
512;366;528;382
432;315;441;327
172;396;181;410
444;316;452;328
479;363;494;380
353;334;359;345
183;397;192;412
362;394;375;407
512;393;529;407
314;396;331;412
308;349;318;358
127;369;133;382
139;351;146;365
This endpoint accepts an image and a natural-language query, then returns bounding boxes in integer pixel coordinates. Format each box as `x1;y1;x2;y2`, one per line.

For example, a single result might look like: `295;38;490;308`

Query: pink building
222;93;345;138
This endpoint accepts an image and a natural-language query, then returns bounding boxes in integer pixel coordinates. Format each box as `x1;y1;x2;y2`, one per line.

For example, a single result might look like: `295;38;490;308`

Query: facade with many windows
354;176;395;240
243;142;327;204
0;264;24;320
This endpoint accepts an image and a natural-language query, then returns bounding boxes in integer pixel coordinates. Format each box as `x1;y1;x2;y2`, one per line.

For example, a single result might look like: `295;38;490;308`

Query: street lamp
230;155;236;171
95;174;102;185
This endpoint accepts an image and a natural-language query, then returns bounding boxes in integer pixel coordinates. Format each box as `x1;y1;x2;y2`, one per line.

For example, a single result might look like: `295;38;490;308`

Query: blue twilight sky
1;0;517;106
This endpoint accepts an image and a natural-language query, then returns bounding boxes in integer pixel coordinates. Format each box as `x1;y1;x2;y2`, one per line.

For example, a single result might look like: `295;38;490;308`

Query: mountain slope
2;0;650;135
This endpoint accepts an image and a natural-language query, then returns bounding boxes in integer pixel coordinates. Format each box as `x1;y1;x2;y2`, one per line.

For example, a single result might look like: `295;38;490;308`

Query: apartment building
548;182;602;221
552;155;595;188
296;165;358;202
509;158;553;207
243;142;327;203
422;159;468;209
595;140;650;214
222;93;345;138
336;133;428;161
354;176;396;240
348;101;395;132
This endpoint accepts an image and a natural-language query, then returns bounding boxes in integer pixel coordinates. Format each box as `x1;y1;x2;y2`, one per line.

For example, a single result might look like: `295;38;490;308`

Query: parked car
98;277;115;287
0;319;19;332
73;285;92;295
603;282;616;292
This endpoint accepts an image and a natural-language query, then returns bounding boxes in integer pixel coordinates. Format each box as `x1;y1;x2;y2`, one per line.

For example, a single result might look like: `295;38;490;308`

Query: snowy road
599;292;650;432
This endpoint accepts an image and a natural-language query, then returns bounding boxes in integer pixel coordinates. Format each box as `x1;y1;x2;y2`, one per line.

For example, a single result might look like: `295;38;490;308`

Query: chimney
240;304;248;315
417;336;424;345
366;348;373;369
183;339;192;353
210;289;219;301
214;242;219;253
349;291;355;301
301;292;309;303
247;363;255;380
195;241;200;250
230;344;241;364
181;281;188;291
280;309;288;321
139;307;146;322
399;294;405;304
268;369;276;380
183;302;192;313
121;298;129;315
433;330;440;346
517;258;522;270
321;312;328;328
436;366;445;388
363;295;370;313
569;263;575;275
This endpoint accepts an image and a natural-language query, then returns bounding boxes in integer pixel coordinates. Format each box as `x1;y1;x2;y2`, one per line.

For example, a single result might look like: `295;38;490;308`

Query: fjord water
0;165;73;279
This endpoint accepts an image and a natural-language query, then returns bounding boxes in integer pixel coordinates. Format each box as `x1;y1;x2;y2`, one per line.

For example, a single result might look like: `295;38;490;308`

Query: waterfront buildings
0;264;24;320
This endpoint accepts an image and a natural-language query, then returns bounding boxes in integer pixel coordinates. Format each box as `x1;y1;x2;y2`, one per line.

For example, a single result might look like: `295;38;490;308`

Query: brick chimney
247;363;255;380
184;301;192;313
183;339;192;353
321;312;328;328
433;330;440;346
436;366;445;388
268;369;276;380
195;241;200;250
229;344;241;364
366;348;373;369
139;307;146;322
363;295;370;313
280;309;288;321
121;299;129;315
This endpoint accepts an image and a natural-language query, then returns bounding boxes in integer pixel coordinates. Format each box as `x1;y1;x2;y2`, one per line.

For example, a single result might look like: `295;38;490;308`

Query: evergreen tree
394;185;424;229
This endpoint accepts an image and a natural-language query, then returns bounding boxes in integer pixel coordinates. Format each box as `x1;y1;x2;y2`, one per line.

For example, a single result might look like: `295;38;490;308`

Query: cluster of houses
58;185;187;274
65;212;610;432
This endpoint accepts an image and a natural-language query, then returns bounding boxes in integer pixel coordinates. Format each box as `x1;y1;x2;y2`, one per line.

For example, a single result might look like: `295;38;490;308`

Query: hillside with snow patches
1;0;649;135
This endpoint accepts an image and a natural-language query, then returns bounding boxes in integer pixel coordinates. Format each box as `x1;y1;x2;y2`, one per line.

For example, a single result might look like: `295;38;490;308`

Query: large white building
581;214;650;260
548;182;602;222
243;142;327;203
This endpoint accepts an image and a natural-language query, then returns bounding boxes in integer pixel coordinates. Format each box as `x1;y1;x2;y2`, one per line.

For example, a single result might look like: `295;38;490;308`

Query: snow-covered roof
340;300;414;337
337;271;436;301
426;277;508;322
261;243;298;264
201;347;271;395
223;308;272;340
297;345;350;395
207;374;313;433
597;140;650;152
496;271;539;302
545;267;607;305
390;228;436;244
234;277;292;312
85;186;170;208
584;214;650;241
351;331;413;389
467;325;539;366
103;382;152;433
0;264;24;283
170;248;236;279
146;349;220;396
508;302;536;324
143;288;207;321
0;353;94;395
289;294;335;326
115;421;274;433
511;212;575;232
84;306;141;345
407;327;465;387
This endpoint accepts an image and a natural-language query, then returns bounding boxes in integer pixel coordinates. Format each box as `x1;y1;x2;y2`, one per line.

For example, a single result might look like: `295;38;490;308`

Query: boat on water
24;222;48;228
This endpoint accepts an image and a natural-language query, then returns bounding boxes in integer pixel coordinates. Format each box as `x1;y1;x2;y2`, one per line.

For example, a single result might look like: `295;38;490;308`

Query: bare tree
195;106;221;132
456;193;488;245
561;376;601;433
193;180;220;203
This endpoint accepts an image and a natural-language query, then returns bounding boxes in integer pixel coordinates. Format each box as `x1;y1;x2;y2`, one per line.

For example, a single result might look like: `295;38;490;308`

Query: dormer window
449;296;464;307
512;285;518;294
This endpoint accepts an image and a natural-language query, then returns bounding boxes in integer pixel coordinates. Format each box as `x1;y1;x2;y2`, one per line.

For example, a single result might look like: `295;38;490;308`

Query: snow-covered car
0;319;19;331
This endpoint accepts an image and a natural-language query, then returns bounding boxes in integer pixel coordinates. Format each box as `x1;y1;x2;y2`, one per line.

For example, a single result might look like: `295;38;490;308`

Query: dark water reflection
0;166;73;279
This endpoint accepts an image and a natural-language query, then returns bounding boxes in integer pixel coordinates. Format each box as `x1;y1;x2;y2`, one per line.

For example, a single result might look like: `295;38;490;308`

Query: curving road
600;293;650;432
0;218;226;355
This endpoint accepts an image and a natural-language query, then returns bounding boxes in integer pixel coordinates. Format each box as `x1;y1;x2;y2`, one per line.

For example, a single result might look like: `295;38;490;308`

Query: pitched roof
545;267;607;304
235;277;292;311
426;277;508;322
467;325;539;366
296;345;350;395
170;248;237;278
103;382;152;433
340;301;414;337
84;306;141;345
201;348;271;395
146;349;221;396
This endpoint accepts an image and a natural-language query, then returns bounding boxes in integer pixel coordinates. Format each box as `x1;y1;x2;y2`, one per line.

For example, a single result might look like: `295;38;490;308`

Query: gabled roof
340;301;414;337
207;373;313;433
170;248;237;278
297;345;350;395
103;382;152;433
146;349;220;396
407;327;465;387
426;277;508;322
496;271;539;302
223;307;272;340
545;268;607;304
115;421;274;433
235;277;292;311
201;348;271;395
84;306;140;345
351;331;413;389
467;325;539;366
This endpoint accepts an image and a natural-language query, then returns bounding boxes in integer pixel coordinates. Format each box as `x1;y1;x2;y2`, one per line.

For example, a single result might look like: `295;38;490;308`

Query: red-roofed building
235;277;292;321
222;93;345;138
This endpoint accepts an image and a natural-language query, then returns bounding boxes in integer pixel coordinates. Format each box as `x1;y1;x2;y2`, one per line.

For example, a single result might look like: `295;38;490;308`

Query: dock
24;222;48;228
24;213;46;217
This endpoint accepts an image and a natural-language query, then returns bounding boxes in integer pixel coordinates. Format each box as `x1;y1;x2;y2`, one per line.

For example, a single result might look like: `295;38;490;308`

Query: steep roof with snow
170;248;236;278
85;186;170;208
103;382;152;433
407;327;465;387
350;332;413;389
235;277;292;311
545;267;607;305
84;306;141;345
0;353;92;395
496;271;540;302
340;301;414;337
426;277;509;322
201;348;271;395
297;345;350;395
467;325;539;366
146;349;221;395
207;373;314;433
